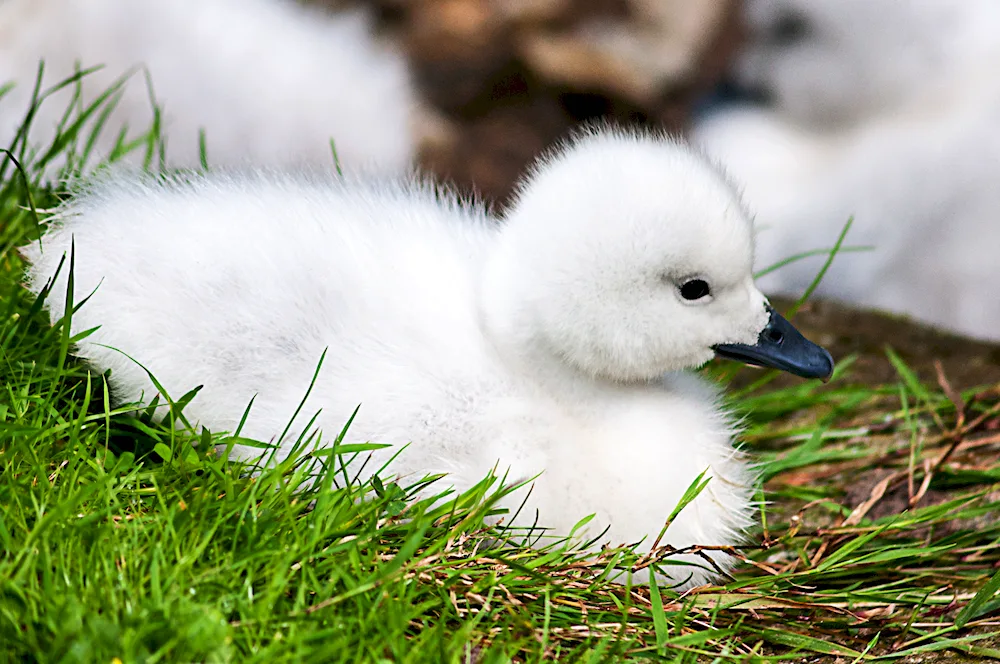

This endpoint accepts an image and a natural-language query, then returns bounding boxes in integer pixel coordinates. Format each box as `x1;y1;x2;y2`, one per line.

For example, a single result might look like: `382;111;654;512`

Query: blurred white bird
0;0;416;177
24;128;833;588
693;0;1000;340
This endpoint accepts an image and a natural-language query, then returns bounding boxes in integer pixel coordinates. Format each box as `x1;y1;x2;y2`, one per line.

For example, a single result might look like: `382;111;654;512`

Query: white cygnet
0;0;415;176
23;128;833;588
733;0;1000;128
692;0;1000;340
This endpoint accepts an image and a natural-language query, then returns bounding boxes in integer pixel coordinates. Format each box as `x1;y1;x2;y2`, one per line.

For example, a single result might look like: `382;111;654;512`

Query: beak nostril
715;306;832;380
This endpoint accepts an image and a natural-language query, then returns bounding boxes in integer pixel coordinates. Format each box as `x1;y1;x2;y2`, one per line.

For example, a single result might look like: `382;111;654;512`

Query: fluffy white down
692;0;1000;340
24;129;772;588
0;0;414;174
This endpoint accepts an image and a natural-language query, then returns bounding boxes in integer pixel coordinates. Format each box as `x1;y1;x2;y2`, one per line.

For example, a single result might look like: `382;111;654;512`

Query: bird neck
478;241;610;402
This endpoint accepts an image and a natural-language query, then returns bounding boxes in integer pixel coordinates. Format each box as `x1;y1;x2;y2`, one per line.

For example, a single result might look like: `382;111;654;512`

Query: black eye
770;11;810;46
680;279;711;301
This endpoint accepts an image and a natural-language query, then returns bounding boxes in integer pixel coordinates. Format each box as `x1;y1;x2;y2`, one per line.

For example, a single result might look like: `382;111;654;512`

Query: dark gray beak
713;306;834;381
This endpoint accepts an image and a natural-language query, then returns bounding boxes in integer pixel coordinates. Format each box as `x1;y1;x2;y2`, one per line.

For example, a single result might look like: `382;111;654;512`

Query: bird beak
713;305;835;381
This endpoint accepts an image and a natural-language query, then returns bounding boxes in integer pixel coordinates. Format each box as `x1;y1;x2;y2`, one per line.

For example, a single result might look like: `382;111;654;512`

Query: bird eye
679;279;711;301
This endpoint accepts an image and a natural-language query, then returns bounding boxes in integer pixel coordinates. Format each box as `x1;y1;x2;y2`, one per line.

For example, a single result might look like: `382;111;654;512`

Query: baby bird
23;128;833;588
0;0;415;176
692;0;1000;340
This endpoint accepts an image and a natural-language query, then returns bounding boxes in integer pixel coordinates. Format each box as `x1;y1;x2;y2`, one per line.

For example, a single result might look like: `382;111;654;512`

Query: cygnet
23;128;834;588
733;0;1000;128
0;0;415;176
692;0;1000;340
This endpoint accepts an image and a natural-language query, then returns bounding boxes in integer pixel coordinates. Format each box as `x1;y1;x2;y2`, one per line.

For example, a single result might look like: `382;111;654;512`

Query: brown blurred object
309;0;742;203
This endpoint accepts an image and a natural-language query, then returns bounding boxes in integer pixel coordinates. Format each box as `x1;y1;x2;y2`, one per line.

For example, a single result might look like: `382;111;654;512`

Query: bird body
24;129;832;587
0;0;415;175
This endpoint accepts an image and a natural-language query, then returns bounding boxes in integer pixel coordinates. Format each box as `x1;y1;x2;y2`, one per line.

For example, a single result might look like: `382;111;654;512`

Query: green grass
4;78;1000;662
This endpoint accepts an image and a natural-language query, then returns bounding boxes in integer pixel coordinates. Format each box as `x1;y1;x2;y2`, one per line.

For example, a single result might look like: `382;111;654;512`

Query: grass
3;78;1000;662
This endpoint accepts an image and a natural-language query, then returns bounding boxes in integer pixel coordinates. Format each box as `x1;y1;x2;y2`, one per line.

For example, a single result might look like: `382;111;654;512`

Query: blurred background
1;0;742;200
3;0;999;384
319;0;741;202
